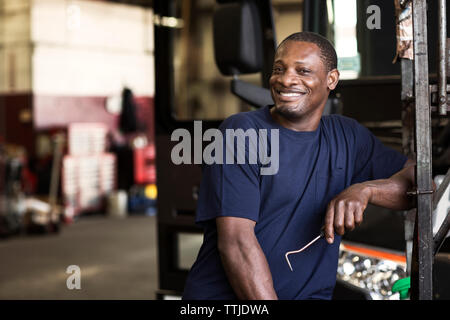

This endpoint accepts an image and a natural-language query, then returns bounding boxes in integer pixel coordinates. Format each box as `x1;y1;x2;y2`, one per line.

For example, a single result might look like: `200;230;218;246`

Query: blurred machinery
0;139;63;237
0;144;25;237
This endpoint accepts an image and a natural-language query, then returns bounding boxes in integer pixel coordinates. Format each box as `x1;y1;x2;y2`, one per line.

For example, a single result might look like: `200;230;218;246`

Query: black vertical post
301;0;328;37
259;0;277;89
411;0;434;300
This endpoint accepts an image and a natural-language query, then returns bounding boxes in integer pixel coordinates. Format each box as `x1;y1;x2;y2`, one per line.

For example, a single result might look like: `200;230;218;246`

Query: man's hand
324;161;416;244
324;183;371;244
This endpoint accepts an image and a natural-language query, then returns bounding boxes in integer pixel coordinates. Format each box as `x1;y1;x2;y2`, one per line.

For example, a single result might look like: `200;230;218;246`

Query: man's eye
298;68;310;74
272;67;283;73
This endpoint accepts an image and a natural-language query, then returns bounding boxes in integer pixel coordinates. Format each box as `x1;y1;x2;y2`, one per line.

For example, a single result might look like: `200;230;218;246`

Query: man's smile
274;88;307;102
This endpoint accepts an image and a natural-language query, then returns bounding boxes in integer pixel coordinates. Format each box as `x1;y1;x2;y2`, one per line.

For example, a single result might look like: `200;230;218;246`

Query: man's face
269;41;337;121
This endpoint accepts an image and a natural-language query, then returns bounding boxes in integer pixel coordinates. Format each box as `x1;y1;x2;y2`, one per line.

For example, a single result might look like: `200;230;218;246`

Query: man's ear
327;69;340;90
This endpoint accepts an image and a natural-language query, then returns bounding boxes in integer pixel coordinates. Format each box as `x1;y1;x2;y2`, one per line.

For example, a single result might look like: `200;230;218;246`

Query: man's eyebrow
273;59;309;65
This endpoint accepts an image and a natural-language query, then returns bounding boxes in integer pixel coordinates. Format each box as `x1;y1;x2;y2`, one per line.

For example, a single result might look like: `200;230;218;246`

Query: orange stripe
342;244;406;264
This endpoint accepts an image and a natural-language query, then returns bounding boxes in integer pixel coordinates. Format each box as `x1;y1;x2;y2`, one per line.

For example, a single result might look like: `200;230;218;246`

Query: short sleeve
351;120;408;184
195;114;261;225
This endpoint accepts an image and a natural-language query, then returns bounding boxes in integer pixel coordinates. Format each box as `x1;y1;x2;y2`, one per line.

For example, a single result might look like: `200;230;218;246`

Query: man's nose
279;69;299;87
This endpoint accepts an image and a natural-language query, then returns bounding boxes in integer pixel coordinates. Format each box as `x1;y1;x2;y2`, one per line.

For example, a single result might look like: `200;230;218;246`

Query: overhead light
154;14;184;28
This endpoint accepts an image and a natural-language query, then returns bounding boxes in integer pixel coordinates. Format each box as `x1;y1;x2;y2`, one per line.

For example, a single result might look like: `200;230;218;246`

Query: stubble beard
273;102;308;121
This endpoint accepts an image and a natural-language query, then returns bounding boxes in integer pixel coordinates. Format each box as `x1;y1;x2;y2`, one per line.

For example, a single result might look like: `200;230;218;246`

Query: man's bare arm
216;216;278;300
324;159;416;244
363;159;416;210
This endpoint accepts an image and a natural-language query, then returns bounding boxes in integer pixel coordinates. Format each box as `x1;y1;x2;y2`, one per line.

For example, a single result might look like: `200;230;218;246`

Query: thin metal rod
285;233;323;272
438;0;448;116
411;0;433;300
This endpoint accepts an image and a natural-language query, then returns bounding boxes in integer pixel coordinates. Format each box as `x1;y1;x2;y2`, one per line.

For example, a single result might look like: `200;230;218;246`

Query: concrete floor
0;215;167;300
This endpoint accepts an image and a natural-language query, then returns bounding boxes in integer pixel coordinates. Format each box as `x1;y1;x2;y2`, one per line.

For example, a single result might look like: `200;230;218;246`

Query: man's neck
269;107;322;132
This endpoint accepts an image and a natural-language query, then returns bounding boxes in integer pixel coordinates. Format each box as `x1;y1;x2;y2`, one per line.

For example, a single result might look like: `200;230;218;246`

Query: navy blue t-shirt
182;106;407;300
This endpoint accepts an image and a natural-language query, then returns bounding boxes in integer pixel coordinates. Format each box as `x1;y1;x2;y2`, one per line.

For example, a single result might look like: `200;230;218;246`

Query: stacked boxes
62;123;116;218
68;124;108;156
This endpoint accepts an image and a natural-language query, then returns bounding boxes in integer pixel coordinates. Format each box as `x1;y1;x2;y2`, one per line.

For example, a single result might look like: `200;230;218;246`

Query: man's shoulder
219;108;265;131
321;114;359;126
321;114;364;134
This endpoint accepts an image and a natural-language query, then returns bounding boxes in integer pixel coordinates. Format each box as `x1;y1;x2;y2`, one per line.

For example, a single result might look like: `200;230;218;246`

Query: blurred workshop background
0;0;307;300
0;0;449;300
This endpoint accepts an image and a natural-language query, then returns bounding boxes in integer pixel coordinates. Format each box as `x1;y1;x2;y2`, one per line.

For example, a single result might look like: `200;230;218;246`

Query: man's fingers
325;197;366;245
354;205;364;226
334;201;345;236
324;202;335;244
344;202;355;231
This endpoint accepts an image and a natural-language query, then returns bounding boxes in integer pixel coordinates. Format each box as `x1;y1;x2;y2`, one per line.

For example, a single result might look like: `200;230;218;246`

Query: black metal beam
258;0;278;89
411;0;434;300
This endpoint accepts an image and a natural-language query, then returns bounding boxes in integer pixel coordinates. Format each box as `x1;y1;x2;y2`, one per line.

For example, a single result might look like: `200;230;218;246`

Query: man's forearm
362;164;415;211
218;237;278;300
324;162;417;242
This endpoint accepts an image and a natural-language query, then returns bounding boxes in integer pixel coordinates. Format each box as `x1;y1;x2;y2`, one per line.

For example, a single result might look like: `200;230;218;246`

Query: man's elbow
217;235;248;257
216;217;257;258
217;238;234;257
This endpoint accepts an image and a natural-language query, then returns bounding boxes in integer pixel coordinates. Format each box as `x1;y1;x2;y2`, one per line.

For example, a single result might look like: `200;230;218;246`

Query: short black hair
277;32;338;72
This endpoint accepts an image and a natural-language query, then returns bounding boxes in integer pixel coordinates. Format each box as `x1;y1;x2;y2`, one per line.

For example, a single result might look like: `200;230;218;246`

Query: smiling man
182;32;415;300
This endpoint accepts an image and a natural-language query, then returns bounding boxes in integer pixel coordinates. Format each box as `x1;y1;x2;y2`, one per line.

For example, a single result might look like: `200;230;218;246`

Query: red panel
134;143;156;185
134;96;155;144
33;95;118;131
1;94;155;185
33;95;155;143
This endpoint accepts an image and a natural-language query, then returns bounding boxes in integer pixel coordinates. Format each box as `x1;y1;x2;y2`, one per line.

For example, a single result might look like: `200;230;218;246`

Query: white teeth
280;92;301;97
